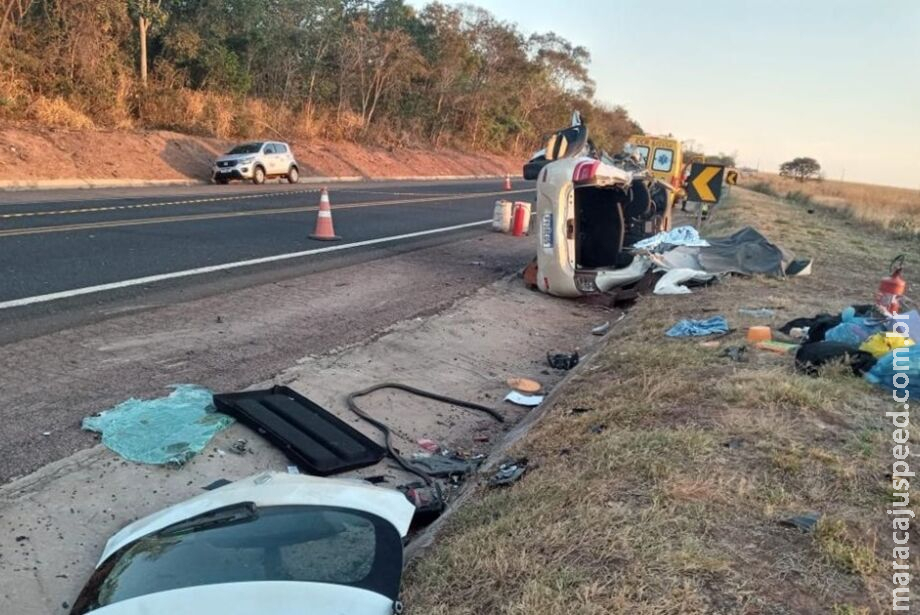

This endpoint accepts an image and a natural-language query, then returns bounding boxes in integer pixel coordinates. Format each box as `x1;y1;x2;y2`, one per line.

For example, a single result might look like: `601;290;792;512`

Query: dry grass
401;187;918;614
29;96;95;130
742;172;920;233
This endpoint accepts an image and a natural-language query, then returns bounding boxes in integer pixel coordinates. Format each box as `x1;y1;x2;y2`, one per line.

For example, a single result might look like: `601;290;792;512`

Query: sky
407;0;920;188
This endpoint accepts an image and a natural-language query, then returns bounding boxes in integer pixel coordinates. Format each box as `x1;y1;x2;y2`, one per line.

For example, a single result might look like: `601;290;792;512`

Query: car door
274;143;292;174
261;143;278;175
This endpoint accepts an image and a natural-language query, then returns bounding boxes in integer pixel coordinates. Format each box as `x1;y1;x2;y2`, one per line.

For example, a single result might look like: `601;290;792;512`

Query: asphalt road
0;178;532;309
0;178;538;482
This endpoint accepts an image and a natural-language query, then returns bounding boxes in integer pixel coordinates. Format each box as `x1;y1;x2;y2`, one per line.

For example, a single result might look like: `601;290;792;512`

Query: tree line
0;0;640;153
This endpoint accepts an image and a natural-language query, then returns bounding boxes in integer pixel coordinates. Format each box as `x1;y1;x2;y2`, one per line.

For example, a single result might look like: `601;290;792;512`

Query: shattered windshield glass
227;143;263;155
70;505;403;613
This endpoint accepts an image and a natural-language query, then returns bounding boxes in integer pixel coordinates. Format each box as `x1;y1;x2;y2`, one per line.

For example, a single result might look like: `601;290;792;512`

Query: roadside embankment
0;126;520;188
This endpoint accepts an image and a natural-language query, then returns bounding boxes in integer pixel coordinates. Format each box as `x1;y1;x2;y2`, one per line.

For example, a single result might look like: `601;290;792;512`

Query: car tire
215;177;229;185
252;166;266;185
287;166;299;184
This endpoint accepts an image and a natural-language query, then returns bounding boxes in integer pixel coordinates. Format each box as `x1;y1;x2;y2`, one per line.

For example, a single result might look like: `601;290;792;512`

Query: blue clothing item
82;385;233;466
866;345;920;399
666;315;729;337
825;306;884;346
889;310;920;342
632;225;710;251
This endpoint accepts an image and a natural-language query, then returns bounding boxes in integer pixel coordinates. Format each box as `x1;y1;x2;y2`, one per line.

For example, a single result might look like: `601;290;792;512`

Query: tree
779;157;821;181
128;0;167;88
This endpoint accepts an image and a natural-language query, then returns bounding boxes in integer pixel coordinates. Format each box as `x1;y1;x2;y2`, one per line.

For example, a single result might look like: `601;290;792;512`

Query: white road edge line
0;220;491;310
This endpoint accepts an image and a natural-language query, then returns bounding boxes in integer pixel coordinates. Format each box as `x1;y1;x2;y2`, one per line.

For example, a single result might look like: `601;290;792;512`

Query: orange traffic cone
309;188;341;241
503;174;512;191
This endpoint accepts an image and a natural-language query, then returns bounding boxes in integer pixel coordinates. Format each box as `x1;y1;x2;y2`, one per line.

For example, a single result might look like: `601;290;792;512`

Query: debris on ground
795;342;876;376
738;307;776;318
722;345;747;362
504;391;544;407
408;454;474;478
506;377;542;394
214;385;385;475
488;458;528;487
82;385;232;466
632;225;710;251
547;351;579;370
754;340;798;354
202;478;232;491
399;481;446;520
779;512;822;533
591;321;610;336
666;316;729;337
229;438;250;455
653;268;715;295
745;325;772;343
417;438;440;453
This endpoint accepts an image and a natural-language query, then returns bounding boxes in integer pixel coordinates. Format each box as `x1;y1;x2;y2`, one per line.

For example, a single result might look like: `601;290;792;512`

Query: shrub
30;97;95;130
748;181;778;197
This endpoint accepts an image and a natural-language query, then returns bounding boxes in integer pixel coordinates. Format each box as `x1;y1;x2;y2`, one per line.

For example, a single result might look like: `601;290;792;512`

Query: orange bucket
746;326;772;343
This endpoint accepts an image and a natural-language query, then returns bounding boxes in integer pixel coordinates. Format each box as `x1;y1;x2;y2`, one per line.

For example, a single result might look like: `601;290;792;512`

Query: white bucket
492;200;513;232
514;201;532;235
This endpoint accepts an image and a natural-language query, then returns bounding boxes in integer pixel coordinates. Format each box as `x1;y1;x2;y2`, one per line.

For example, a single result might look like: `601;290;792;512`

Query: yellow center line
0;189;533;238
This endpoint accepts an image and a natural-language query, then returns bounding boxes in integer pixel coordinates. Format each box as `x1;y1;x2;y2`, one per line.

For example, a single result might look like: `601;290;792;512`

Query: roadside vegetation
402;186;913;613
743;172;920;234
0;0;638;155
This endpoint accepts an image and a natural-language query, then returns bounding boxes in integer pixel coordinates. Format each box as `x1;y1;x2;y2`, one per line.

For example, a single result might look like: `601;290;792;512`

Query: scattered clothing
632;225;709;251
866;344;920;397
82;385;232;466
780;512;821;533
859;332;914;358
795;342;876;376
889;310;920;343
666;316;729;337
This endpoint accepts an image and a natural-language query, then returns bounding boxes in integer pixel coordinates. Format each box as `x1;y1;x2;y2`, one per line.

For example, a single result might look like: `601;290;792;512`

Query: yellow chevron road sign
685;163;725;203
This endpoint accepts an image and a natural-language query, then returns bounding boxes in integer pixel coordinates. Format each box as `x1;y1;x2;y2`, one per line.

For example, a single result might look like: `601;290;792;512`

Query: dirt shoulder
0;125;519;183
402;187;910;613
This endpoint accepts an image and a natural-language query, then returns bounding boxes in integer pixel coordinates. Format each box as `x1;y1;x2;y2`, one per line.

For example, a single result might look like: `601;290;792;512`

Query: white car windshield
227;143;263;155
70;504;403;614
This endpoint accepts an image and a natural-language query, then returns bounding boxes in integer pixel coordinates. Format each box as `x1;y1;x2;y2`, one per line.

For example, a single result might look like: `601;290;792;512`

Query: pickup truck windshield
70;505;402;614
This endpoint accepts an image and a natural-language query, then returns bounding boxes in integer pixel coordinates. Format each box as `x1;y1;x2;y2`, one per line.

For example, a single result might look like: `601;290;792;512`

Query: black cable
346;382;505;486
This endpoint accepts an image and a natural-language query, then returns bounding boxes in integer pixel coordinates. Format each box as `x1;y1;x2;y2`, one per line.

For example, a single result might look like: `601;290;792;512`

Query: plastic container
746;326;772;343
492;200;513;233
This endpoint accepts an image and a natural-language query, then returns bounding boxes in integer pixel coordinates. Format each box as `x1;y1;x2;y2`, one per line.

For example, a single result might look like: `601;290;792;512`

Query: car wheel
215;177;229;185
252;166;266;185
287;166;299;184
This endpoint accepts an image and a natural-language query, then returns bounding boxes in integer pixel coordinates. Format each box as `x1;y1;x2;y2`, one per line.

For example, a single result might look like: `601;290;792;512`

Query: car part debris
213;386;386;476
779;512;821;533
70;473;414;615
591;321;610;336
202;478;232;491
547;351;579;370
347;382;504;485
407;454;474;478
399;481;446;523
82;385;232;467
504;390;544;407
417;438;440;453
229;438;250;455
506;377;542;394
489;458;528;487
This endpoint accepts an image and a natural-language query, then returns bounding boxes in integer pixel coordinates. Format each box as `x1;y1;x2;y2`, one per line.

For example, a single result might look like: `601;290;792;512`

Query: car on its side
69;472;415;615
213;141;300;185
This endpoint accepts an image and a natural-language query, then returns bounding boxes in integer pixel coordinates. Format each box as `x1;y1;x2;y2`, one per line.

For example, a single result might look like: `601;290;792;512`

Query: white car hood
216;153;257;163
98;473;415;565
88;581;394;615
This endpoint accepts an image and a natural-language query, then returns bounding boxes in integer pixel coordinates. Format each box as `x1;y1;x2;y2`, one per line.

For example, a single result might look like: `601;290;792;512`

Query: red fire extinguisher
876;254;907;315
